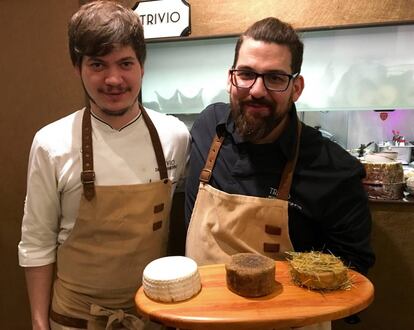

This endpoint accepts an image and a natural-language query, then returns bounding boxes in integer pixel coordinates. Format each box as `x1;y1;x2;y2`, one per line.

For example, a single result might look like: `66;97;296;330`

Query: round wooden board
135;261;374;330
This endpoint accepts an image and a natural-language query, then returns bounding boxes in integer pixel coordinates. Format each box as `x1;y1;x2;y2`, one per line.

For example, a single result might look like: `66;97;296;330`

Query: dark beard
234;111;279;142
231;98;282;142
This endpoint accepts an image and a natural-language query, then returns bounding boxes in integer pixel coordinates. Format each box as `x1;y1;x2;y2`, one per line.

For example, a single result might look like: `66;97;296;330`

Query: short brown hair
232;17;303;74
68;0;146;67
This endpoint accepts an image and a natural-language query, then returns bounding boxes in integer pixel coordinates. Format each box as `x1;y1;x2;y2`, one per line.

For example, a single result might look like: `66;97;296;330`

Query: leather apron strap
80;106;168;200
199;119;303;197
80;107;95;201
199;134;225;183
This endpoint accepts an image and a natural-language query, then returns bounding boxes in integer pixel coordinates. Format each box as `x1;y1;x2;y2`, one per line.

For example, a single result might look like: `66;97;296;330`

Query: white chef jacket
18;107;190;267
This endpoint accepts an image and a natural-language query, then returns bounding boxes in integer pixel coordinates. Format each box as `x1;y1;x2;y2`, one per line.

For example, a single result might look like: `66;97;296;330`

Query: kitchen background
142;24;414;162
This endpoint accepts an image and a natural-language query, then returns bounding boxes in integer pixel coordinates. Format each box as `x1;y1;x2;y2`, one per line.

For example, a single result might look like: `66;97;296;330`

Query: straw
286;251;351;291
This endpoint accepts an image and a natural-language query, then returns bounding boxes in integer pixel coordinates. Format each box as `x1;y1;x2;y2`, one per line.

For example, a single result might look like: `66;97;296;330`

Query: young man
18;2;190;329
185;17;375;330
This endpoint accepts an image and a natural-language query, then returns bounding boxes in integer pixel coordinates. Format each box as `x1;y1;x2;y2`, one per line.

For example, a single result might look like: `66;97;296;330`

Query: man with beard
18;2;190;329
185;17;374;330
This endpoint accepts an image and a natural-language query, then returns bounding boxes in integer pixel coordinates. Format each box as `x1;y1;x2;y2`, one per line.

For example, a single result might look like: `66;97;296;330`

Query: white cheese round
142;256;201;302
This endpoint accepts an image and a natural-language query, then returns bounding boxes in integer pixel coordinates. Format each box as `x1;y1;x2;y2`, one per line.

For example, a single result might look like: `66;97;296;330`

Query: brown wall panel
187;0;414;37
123;0;414;37
0;1;83;329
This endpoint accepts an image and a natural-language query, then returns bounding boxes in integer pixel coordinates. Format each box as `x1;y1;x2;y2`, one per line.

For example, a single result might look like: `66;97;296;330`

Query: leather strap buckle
199;168;212;183
81;170;95;184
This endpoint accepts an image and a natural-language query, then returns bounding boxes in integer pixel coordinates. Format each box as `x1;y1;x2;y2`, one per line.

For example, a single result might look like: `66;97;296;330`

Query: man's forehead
237;39;292;70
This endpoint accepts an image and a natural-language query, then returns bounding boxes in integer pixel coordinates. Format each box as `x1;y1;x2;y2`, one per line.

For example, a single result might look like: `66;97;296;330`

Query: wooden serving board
135;261;374;330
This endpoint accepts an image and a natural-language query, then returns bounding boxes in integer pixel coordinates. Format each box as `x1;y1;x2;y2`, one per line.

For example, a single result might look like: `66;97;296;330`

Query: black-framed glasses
229;69;299;92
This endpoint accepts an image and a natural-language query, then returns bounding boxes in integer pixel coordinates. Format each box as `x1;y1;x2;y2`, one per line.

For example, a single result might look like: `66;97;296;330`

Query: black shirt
185;102;375;274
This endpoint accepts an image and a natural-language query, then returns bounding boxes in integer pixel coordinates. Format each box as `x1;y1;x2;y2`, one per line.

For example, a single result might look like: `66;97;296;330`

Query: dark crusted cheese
225;253;276;297
362;161;405;199
362;161;404;184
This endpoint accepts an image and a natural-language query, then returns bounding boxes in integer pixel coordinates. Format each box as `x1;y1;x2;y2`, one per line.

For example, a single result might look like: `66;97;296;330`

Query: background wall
0;1;83;329
1;0;413;329
188;0;414;36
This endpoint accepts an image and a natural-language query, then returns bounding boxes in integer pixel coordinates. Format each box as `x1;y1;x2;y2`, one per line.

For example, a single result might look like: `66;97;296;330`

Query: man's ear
226;70;232;93
292;75;304;102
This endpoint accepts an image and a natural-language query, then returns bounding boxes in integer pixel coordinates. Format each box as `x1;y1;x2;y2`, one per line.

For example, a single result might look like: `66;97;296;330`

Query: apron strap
277;120;302;201
81;107;95;201
199;118;302;200
80;106;169;201
199;134;225;183
50;309;88;328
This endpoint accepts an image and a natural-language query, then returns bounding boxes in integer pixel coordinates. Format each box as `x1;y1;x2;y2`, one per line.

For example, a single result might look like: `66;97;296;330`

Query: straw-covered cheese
287;251;350;290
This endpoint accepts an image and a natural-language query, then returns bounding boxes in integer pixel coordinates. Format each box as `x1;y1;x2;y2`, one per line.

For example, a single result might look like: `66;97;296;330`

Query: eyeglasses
229;69;299;92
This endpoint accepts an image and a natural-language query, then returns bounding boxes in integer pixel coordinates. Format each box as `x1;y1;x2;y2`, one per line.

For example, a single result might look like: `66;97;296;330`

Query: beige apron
51;107;171;330
186;121;330;330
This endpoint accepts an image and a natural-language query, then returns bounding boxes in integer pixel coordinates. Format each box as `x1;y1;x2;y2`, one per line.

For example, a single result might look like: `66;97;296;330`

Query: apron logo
268;187;291;199
155;159;177;172
268;187;278;198
288;201;303;211
166;159;177;170
268;187;303;211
